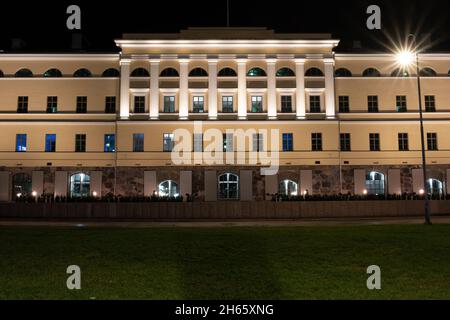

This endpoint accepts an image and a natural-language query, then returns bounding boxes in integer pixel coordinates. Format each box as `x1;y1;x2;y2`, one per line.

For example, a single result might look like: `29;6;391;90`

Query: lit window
16;134;27;152
70;173;90;197
193;96;204;113
133;133;144;152
163;133;174;152
222;133;234;152
218;173;239;200
279;180;298;196
45;134;56;152
366;171;385;195
193;133;203;152
163;96;175;113
251;96;263;113
282;133;293;152
158;180;180;198
104;134;116;152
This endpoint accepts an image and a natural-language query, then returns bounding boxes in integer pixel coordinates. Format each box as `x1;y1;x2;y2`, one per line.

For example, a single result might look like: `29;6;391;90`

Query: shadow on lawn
171;229;282;300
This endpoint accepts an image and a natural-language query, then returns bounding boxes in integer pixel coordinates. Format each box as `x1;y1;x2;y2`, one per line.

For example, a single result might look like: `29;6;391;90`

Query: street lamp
395;35;432;225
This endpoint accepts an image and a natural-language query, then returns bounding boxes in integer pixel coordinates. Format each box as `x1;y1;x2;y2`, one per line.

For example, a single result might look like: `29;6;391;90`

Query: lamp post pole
409;34;431;225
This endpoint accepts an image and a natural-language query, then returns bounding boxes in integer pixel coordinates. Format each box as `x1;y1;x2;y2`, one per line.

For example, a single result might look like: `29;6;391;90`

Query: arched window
0;70;3;77
73;68;92;77
335;68;352;77
218;173;239;200
102;68;120;77
247;67;267;77
279;180;298;196
391;68;409;77
15;68;33;77
43;68;62;77
70;173;91;197
365;171;385;195
419;67;437;77
158;180;180;197
130;68;150;77
189;68;208;77
218;67;237;77
427;179;444;196
12;173;32;198
276;67;295;77
362;68;381;77
305;67;324;77
160;68;179;77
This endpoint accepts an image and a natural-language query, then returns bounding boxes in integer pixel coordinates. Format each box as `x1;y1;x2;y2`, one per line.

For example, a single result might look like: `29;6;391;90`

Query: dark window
75;134;86;152
130;68;149;77
104;134;116;152
218;173;239;200
193;133;203;152
218;68;237;77
193;96;204;113
16;134;27;152
105;96;116;113
425;95;436;112
222;96;233;113
133;134;144;152
427;133;438;151
247;68;266;77
46;96;58;113
340;133;351;151
309;96;321;113
251;96;263;113
76;96;87;113
276;68;295;77
420;68;437;77
223;133;234;152
73;68;92;77
305;68;324;77
163;133;174;152
17;96;28;113
163;96;175;113
134;96;145;113
15;68;33;77
369;133;380;151
102;68;120;77
396;96;407;112
362;68;381;77
160;68;179;77
398;133;409;151
45;134;56;152
282;133;293;152
391;68;409;77
311;133;322;151
281;96;293;113
253;133;264;152
339;96;349;113
43;68;62;77
189;68;208;77
368;96;378;113
335;68;352;77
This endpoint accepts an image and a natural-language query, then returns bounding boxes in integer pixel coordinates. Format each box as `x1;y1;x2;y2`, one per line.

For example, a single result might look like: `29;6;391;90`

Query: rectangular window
427;133;438;151
340;133;351;151
252;133;264;152
223;133;234;152
75;134;86;152
369;133;380;151
311;133;322;151
76;96;87;113
368;96;378;113
104;134;116;152
105;96;116;113
46;96;58;113
338;96;349;113
133;133;144;152
222;96;234;113
17;96;28;113
309;96;321;113
281;96;293;113
425;95;436;112
16;134;27;152
193;133;203;152
282;133;293;152
163;96;175;113
45;134;56;152
398;133;409;151
134;96;145;113
193;96;205;113
251;96;263;113
163;133;174;152
396;96;407;112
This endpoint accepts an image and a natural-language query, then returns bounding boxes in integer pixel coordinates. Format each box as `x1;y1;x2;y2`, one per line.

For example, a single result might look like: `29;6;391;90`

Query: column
54;171;68;197
300;170;313;195
324;58;336;119
90;171;103;197
32;171;44;196
240;170;253;201
354;169;366;195
388;169;401;195
204;170;217;201
179;59;189;120
237;59;247;120
295;59;306;119
144;171;157;196
208;59;218;120
119;59;131;119
267;59;277;119
265;174;278;200
149;59;160;120
180;171;193;199
412;169;424;194
0;172;9;201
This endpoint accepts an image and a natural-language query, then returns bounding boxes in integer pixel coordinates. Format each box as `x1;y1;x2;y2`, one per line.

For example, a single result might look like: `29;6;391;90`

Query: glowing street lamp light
395;35;431;225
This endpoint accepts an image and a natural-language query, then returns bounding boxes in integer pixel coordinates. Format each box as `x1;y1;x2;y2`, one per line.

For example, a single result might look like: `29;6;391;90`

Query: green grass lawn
0;224;449;300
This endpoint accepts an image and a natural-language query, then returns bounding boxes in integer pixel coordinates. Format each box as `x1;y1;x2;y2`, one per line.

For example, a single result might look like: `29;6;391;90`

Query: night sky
1;0;450;52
